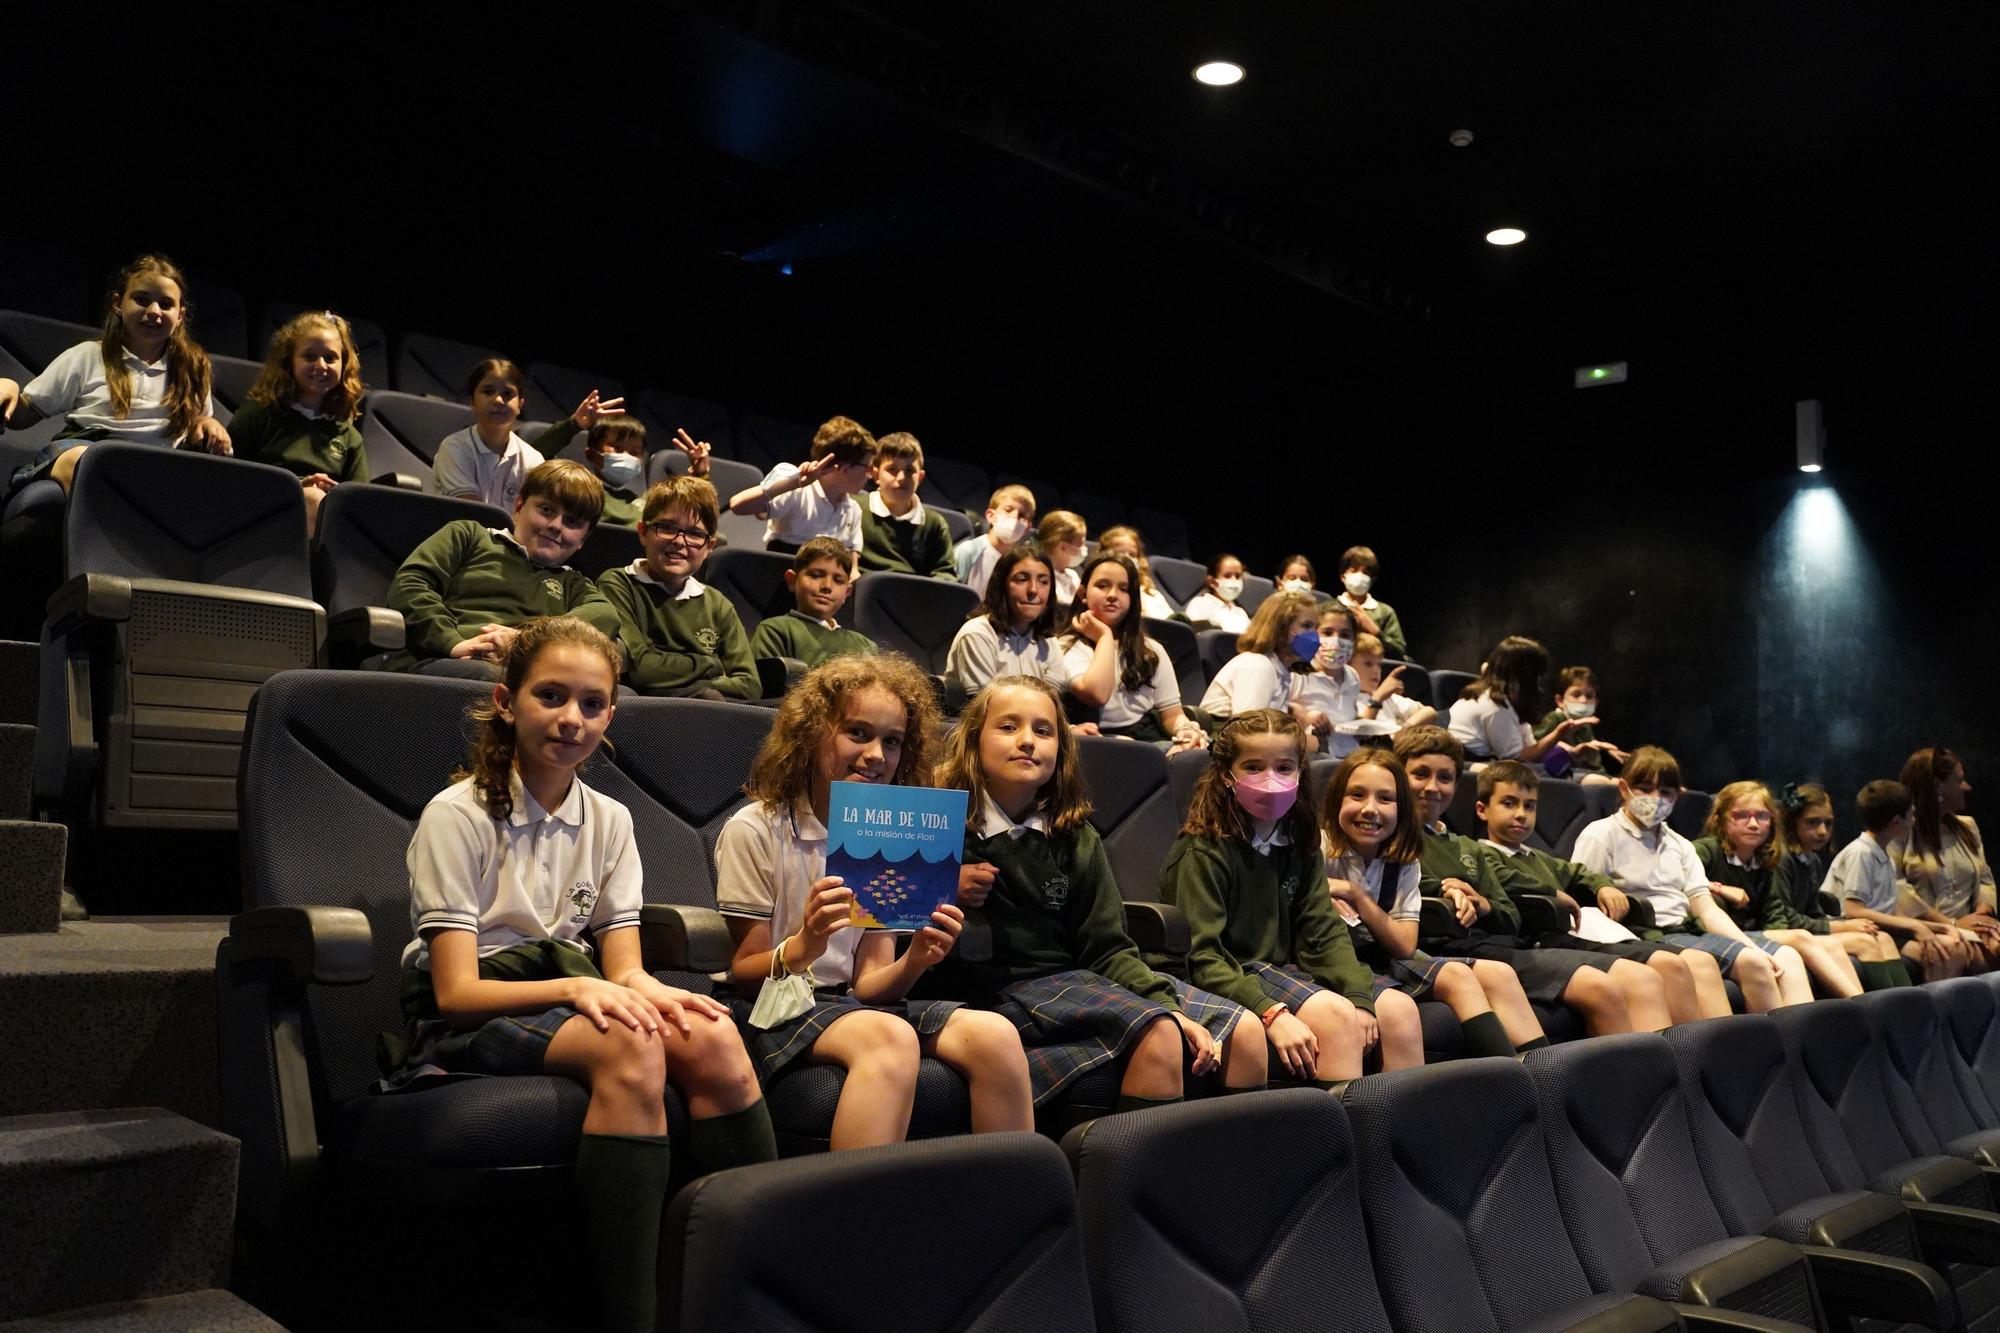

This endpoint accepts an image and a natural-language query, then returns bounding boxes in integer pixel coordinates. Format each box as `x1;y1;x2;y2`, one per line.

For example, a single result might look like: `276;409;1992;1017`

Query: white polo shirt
1182;593;1249;635
1323;844;1421;949
1060;634;1178;729
714;799;857;988
429;426;545;511
1570;811;1712;928
1199;651;1293;720
403;770;644;970
945;617;1074;697
761;463;863;551
868;489;927;527
22;340;216;445
1828;832;1899;915
955;535;1004;598
1448;692;1529;760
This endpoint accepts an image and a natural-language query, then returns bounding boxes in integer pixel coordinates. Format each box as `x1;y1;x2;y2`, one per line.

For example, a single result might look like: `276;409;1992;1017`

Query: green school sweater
1534;710;1605;772
940;822;1179;1008
1159;833;1376;1015
1417;827;1523;936
859;503;956;578
385;520;618;669
226;399;368;482
1693;835;1826;935
599;486;641;528
748;609;877;667
596;565;758;698
1369;599;1407;660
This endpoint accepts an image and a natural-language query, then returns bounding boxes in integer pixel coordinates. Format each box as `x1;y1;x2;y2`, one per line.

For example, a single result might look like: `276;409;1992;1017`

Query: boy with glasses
598;476;759;699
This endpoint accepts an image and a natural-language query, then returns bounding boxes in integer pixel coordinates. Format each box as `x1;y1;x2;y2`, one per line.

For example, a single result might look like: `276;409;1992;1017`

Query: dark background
9;1;1995;830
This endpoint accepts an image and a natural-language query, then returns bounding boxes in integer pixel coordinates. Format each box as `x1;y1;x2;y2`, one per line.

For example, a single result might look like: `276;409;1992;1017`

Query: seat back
67;444;310;594
700;546;797;631
663;1133;1093;1333
358;389;474;482
734;411;811;470
853;572;979;674
1148;555;1205;610
393;332;507;400
189;281;248;359
1167;748;1210;822
635;388;734;462
934;503;972;545
1429;668;1478;709
1769;999;1956;1191
1380;658;1430;704
1128;505;1189;560
260;303;390;376
521;363;622;425
1861;986;1997;1152
207;355;263;416
1143;616;1203;709
238;671;492;1107
1067;1090;1390;1332
1195;628;1238;687
0;311;94;479
1528;1033;1746;1290
1555;783;1625;859
1236;573;1275;616
569;522;642;581
1936;976;2000;1119
1076;737;1180;905
311;486;506;616
1531;777;1591;856
1670;789;1714;841
1344;1060;1608;1331
916;455;989;514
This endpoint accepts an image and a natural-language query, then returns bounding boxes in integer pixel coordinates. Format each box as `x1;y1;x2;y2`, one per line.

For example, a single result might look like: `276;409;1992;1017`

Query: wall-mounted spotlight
1795;399;1826;473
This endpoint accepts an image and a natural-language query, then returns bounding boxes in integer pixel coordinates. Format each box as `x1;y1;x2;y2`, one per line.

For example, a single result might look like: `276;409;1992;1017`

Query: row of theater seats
670;977;2000;1332
0;306;1194;557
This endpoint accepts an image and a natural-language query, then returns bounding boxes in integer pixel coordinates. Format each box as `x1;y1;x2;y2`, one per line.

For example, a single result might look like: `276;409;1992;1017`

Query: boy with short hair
1336;544;1407;659
599;475;759;699
952;483;1036;598
727;415;874;555
749;536;878;667
1390;730;1708;1031
1571;746;1808;1011
1835;779;1970;981
388;458;620;679
582;417;649;527
858;431;955;578
1531;666;1628;783
1353;633;1436;732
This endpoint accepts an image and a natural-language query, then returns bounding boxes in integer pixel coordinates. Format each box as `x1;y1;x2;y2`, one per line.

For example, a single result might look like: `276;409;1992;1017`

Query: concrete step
0;819;67;934
0;1290;283;1332
0;721;33;819
0;1110;240;1324
0;919;226;1128
0;639;34;728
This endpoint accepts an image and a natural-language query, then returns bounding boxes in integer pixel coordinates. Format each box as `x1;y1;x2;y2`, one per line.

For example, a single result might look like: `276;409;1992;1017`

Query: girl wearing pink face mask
1318;750;1547;1068
1159;710;1372;1088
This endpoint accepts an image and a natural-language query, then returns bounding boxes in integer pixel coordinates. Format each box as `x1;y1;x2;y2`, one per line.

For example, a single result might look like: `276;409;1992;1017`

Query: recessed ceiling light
1485;227;1527;246
1193;61;1244;86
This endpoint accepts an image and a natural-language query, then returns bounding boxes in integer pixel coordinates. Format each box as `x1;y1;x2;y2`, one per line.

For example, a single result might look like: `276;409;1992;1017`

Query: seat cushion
764;1059;970;1147
329;1074;601;1170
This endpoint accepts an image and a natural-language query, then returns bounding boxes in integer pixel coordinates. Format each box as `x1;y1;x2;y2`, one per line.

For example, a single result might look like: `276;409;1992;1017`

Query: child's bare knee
1431;961;1477;1005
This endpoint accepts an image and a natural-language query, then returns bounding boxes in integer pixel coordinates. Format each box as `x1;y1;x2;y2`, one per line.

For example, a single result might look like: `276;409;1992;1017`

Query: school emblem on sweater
695;627;720;652
1042;874;1071;908
1459;850;1478;872
543;577;564;600
568;880;599;922
1281;872;1300;902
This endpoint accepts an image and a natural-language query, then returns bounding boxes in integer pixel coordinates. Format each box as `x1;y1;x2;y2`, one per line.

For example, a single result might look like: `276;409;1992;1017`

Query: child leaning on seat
716;654;1032;1147
389;615;774;1333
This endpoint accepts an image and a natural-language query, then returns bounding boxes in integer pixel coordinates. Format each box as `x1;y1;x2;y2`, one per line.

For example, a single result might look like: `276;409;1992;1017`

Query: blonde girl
1198;588;1319;730
1693;782;1865;996
229;310;371;528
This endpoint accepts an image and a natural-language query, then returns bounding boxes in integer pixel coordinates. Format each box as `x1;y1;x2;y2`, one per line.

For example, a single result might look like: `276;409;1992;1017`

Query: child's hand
566;977;661;1035
1265;1010;1319;1079
302;473;338;492
673;428;712;476
1072;610;1110;643
1072;722;1102;736
904;903;965;970
799;877;853;959
1303;709;1331;737
1709;883;1751;909
1346;602;1380;637
957;862;998;908
449;627;511;661
1440;882;1480;926
1555;890;1584;931
629;976;729;1037
1326;877;1362;906
1353;1007;1381;1051
1373;665;1407;701
190;416;233;456
570;390;627;429
1164;722;1208;757
0;378;18;425
793;454;839;485
1172;1012;1219;1076
1594;885;1629;922
1555;715;1601;736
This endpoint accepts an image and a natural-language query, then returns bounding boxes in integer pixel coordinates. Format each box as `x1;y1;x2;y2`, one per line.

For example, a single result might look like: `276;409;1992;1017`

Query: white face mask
598;451;644;492
988;512;1027;543
1214;577;1244;603
1627;792;1676;828
1563;699;1596;721
1343;572;1373;596
1281;578;1313;595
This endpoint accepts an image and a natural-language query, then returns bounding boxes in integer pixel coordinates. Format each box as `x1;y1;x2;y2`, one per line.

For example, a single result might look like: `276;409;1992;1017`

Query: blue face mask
1288;629;1321;661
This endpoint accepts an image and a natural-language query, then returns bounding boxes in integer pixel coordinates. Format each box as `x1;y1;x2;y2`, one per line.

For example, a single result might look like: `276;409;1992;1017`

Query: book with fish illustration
825;780;968;930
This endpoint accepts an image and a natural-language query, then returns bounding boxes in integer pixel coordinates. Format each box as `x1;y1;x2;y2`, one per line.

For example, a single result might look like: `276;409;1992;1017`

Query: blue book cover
824;780;968;931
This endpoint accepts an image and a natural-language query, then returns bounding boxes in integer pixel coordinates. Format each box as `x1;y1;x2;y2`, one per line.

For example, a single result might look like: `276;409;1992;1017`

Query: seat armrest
1419;896;1468;942
45;572;136;634
1515;893;1568;936
1123;900;1190;956
226;906;372;985
371;471;424;491
326;605;405;661
640;903;734;973
1669;1306;1811;1333
1802;1245;1952;1329
754;656;807;699
1907;1201;2000;1266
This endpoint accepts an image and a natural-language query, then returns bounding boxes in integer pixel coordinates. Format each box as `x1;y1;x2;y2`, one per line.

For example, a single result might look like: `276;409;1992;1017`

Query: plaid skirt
1357;947;1451;1002
993;970;1248;1105
379;1004;579;1092
1663;929;1782;972
1243;961;1327;1011
725;988;963;1082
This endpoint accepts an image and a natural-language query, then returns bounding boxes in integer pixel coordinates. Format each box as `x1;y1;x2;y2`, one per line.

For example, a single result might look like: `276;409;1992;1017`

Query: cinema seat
852;572;977;676
310;485;506;668
393;331;506;400
915;455;989;514
1143;616;1204;712
700;546;798;631
356;389;473;484
522;362;624;425
1148;555;1204;611
636;387;735;462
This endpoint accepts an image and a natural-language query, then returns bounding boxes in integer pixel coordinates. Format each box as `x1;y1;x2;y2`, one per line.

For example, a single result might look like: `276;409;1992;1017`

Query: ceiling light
1485;227;1527;246
1193;62;1244;86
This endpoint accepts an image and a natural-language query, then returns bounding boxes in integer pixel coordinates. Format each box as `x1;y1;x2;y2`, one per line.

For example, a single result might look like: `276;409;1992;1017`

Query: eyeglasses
1726;810;1773;825
645;523;712;545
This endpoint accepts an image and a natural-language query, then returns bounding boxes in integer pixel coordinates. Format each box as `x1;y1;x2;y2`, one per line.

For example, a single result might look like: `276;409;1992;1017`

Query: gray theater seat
393;331;506;401
852;572;977;675
310;486;507;667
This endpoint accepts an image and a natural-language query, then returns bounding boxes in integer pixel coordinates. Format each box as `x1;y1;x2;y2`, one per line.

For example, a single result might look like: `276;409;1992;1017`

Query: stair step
0;1290;282;1332
0;919;226;1127
0;820;67;935
0;639;35;728
0;722;32;819
0;1110;240;1323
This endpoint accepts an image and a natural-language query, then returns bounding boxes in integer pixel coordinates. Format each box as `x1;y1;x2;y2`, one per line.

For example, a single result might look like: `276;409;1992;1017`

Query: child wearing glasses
597;475;760;699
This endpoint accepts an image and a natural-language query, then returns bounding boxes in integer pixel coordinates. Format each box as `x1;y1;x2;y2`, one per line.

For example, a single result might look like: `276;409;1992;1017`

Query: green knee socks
1459;1011;1520;1059
687;1098;779;1177
1858;959;1915;990
1114;1093;1183;1115
576;1132;671;1333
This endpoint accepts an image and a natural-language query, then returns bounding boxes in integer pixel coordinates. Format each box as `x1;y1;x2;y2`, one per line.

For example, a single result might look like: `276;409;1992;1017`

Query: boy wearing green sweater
597;474;759;700
859;431;956;578
748;537;877;667
386;458;620;678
